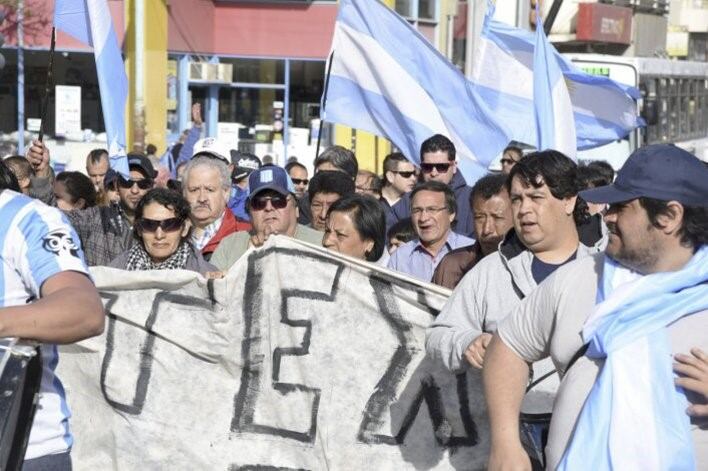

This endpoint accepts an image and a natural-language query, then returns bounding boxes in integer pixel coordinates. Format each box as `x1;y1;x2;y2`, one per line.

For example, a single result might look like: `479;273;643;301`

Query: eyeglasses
420;163;451;173
411;206;448;216
118;176;153;190
291;178;309;185
392;170;418;179
250;194;289;211
136;217;183;233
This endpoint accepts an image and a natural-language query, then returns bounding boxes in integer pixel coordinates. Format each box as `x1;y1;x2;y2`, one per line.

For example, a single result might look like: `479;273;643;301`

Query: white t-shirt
0;191;90;459
499;253;708;469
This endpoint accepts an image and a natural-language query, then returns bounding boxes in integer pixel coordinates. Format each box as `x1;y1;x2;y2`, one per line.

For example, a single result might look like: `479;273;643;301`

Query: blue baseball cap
579;144;708;206
248;165;295;198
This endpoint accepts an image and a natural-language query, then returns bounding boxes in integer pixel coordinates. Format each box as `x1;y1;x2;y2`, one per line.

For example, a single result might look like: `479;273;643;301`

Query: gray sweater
425;231;603;373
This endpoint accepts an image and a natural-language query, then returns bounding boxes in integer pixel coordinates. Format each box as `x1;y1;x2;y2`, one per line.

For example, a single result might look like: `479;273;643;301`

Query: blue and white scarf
558;246;708;471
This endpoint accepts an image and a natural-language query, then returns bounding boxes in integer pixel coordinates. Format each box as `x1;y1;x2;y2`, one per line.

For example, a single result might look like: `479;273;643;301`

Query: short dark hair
285;161;307;174
420;134;455;162
146;144;157;155
387;218;416;244
578;160;614;189
308;170;356;203
327;194;386;261
356;170;383;194
87;148;109;166
313;146;358;180
56;171;97;208
410;180;457;215
133;188;192;241
506;150;589;225
639;197;708;249
383;152;409;173
5;156;34;180
0;159;21;192
470;173;508;205
503;145;523;159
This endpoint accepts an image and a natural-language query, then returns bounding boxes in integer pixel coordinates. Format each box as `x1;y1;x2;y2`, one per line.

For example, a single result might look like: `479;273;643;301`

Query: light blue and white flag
322;0;511;183
54;0;129;178
557;247;708;470
473;2;642;152
532;5;576;158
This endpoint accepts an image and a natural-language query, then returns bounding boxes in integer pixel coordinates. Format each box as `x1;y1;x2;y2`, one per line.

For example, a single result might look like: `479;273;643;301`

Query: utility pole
17;0;24;152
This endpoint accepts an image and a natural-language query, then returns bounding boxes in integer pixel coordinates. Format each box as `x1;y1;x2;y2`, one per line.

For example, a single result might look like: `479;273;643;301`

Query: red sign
576;3;633;45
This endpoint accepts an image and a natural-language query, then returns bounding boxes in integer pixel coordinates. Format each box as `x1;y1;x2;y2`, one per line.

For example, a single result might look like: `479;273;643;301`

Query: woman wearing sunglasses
109;188;217;274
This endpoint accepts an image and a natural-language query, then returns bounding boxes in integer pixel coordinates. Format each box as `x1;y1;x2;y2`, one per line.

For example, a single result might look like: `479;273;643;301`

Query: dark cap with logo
231;151;262;182
579;144;708;206
127;154;157;179
248;166;295;199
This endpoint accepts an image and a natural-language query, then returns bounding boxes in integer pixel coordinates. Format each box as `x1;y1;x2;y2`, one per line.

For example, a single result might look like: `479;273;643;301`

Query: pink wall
171;2;338;59
4;1;336;59
2;0;125;50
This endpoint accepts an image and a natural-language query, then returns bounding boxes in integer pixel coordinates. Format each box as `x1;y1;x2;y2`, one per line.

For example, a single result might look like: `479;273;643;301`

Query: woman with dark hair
54;171;97;210
322;193;386;262
109;188;217;273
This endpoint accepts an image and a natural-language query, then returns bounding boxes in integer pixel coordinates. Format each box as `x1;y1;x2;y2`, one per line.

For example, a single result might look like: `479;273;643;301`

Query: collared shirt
387;231;475;282
191;211;225;251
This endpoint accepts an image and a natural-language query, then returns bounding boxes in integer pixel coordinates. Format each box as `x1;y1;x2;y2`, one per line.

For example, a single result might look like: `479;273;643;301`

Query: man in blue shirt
388;181;474;282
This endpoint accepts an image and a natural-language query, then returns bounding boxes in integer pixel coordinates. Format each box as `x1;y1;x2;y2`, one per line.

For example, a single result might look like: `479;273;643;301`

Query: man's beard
606;223;659;274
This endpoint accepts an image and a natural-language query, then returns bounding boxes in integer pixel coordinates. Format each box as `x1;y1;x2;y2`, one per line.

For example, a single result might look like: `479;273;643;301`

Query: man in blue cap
482;144;708;470
209;165;323;271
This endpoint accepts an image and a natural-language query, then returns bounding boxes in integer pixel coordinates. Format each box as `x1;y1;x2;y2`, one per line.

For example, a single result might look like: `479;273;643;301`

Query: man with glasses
210;166;322;271
387;181;474;282
500;144;523;175
285;161;309;200
65;153;157;266
387;134;474;237
381;152;417;212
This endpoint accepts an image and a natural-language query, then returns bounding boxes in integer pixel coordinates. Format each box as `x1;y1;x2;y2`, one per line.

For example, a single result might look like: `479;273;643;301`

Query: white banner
55;85;82;137
57;237;491;470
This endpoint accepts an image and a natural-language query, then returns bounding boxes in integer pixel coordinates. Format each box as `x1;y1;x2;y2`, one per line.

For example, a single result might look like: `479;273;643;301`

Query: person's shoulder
438;244;478;268
216;230;250;247
295;224;324;244
544;251;604;291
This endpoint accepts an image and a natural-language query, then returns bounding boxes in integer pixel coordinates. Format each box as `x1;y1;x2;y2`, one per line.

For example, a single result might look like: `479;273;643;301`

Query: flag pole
38;27;56;143
315;49;335;160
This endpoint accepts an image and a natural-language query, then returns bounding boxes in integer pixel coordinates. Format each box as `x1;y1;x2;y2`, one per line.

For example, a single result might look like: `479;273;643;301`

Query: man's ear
655;201;684;235
564;195;578;216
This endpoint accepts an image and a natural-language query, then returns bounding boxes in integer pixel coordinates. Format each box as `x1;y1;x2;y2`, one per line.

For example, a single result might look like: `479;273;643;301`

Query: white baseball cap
192;137;232;164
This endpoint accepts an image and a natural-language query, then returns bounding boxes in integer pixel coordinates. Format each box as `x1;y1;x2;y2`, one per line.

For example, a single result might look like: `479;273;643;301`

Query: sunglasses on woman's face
118;176;153;190
136;217;183;233
392;170;417;179
250;194;289;211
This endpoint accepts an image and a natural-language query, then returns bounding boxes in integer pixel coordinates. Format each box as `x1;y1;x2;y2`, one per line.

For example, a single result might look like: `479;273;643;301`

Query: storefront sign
576;3;632;45
55;85;82;137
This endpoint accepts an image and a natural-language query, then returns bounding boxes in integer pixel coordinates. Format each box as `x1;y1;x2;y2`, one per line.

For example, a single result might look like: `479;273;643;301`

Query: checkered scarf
125;240;191;271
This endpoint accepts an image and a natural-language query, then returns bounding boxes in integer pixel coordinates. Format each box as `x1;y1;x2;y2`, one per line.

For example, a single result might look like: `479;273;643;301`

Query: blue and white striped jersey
0;191;90;460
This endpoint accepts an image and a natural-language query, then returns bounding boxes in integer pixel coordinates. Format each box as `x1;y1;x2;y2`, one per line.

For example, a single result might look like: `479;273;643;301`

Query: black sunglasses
392;170;417;178
118;176;153;190
291;178;309;185
421;163;451;173
250;194;289;211
136;217;183;233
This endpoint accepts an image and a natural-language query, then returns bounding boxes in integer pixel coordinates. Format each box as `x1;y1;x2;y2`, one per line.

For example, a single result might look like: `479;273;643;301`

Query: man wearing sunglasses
381;152;418;211
62;152;156;266
285;161;309;200
387;134;474;238
210;166;322;271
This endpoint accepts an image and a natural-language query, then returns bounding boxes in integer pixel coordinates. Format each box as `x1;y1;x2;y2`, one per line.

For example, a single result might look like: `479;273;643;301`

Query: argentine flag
323;0;511;182
473;2;642;152
533;5;576;158
54;0;129;178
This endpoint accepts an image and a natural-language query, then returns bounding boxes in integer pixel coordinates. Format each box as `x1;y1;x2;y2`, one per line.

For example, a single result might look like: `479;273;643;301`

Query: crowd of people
0;124;706;469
